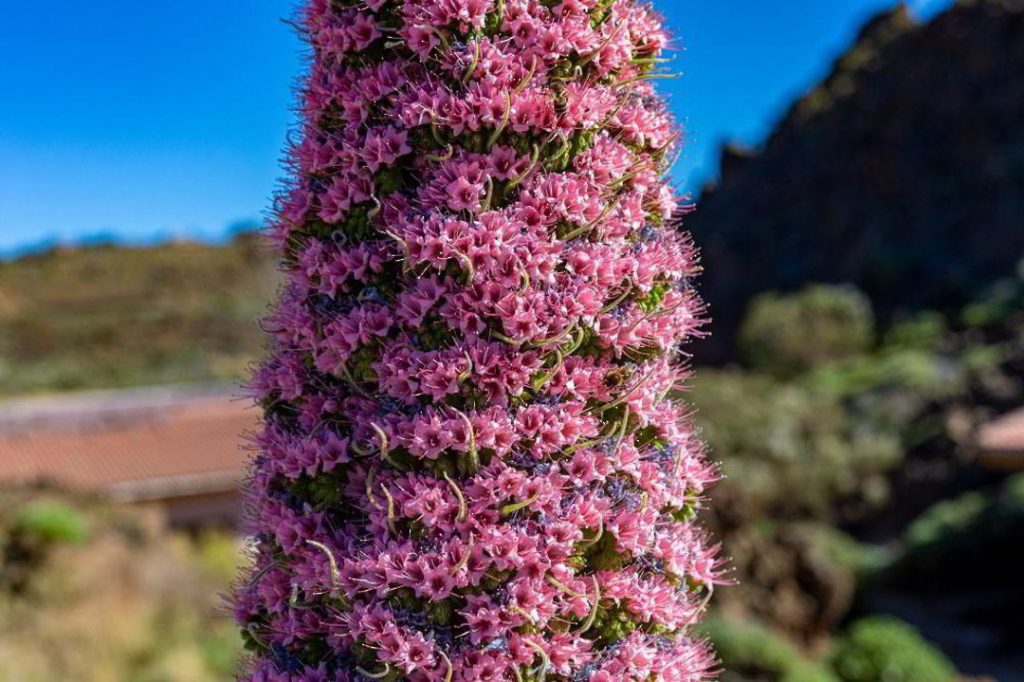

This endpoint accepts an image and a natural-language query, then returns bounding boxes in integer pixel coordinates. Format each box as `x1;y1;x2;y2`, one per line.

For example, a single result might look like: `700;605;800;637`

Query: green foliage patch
702;615;838;682
739;285;875;378
13;500;90;545
831;617;956;682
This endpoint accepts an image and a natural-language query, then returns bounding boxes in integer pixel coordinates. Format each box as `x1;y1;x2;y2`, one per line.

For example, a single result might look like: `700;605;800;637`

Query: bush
692;370;900;520
703;615;838;682
881;312;947;351
903;491;987;553
13;499;90;544
691;366;899;638
739;285;875;377
709;520;893;641
831;617;956;682
960;270;1024;328
891;473;1024;588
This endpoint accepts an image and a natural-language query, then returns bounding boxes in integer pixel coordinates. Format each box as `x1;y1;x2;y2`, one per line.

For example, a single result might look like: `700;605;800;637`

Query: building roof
977;406;1024;470
0;385;258;502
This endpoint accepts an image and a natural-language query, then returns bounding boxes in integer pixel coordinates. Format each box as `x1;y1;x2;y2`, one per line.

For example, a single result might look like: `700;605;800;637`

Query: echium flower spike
233;0;724;680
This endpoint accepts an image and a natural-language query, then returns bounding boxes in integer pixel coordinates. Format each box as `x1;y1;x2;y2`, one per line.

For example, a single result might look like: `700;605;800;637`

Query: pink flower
348;13;381;51
236;0;720;680
445;176;483;212
401;25;440;60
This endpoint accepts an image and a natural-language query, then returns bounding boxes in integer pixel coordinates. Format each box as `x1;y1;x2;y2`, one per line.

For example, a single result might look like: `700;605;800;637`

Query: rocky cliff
690;0;1024;361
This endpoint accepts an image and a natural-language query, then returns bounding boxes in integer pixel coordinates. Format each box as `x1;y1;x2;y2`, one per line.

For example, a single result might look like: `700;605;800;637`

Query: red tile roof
0;386;258;501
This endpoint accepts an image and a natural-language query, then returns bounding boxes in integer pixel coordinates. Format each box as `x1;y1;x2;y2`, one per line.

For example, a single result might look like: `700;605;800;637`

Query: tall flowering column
234;1;723;680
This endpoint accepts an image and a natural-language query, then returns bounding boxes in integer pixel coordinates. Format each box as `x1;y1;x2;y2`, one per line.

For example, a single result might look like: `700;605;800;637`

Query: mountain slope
0;236;278;396
690;0;1024;360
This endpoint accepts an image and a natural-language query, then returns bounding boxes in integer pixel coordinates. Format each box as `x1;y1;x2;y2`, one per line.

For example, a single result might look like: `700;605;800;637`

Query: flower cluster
235;1;722;680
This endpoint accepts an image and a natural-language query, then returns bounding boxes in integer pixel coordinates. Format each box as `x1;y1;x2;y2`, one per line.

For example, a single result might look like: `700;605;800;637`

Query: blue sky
0;0;949;255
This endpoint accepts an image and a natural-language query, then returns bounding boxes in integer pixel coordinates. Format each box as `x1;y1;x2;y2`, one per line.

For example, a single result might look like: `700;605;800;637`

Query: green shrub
702;615;838;682
693;366;901;637
13;499;90;544
960;270;1024;328
832;617;956;682
692;370;900;520
739;285;875;377
903;492;986;553
904;472;1024;557
808;349;956;408
891;473;1024;587
881;312;947;351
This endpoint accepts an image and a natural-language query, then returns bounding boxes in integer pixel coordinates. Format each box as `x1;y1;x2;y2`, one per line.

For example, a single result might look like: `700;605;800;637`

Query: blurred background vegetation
2;1;1023;680
0;488;242;681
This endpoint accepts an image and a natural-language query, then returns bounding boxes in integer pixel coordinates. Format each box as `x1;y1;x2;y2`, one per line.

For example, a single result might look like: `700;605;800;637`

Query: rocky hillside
690;0;1024;361
0;235;278;396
